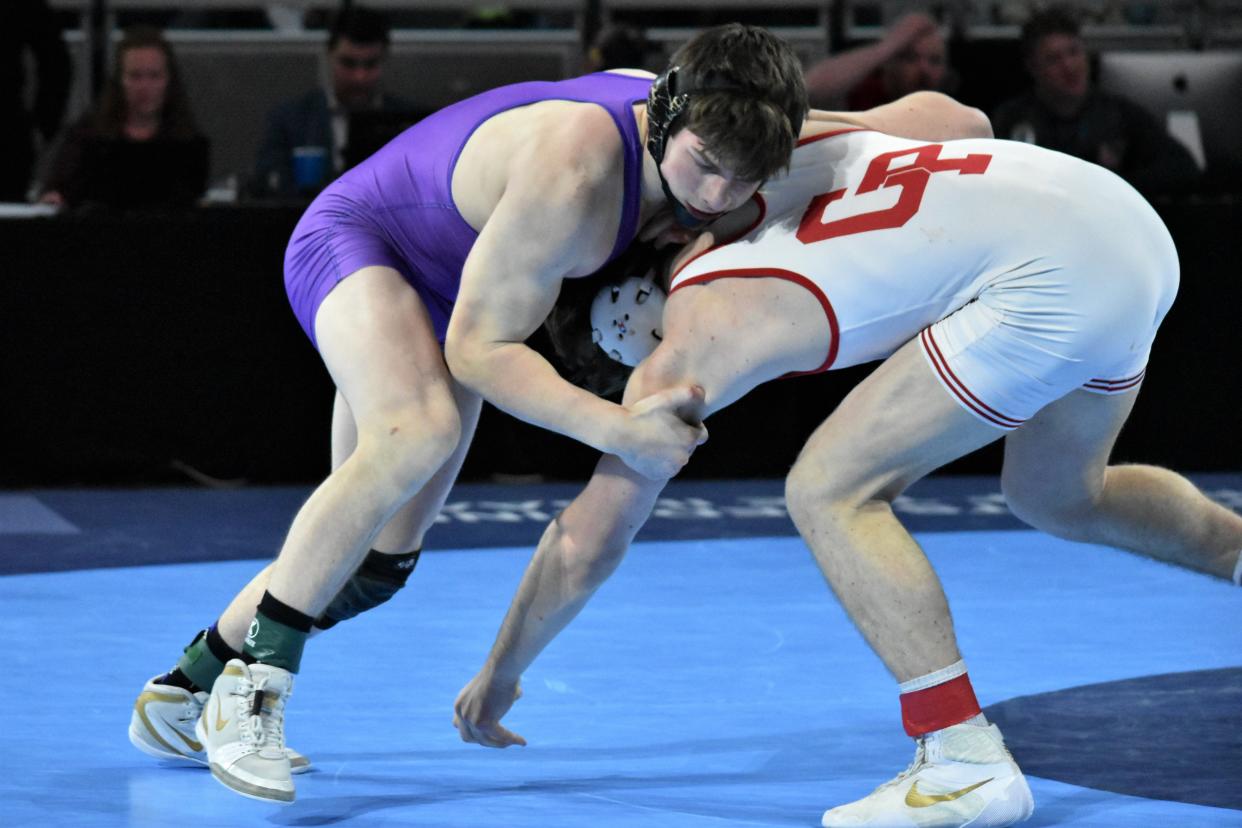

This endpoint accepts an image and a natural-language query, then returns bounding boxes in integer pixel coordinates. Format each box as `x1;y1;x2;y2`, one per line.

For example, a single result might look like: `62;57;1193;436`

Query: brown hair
542;243;667;398
328;5;392;51
92;26;199;140
671;24;808;181
1020;6;1082;62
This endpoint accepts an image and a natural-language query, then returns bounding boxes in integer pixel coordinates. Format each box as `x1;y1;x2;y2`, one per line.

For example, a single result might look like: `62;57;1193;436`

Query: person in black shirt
40;26;208;210
992;6;1199;196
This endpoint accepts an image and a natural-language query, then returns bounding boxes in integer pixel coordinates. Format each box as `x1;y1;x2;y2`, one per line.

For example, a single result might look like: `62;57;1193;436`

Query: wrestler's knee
785;456;854;537
353;393;464;493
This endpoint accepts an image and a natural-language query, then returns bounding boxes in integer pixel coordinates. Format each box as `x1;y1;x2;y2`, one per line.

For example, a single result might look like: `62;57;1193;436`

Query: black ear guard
645;65;751;229
645;66;691;166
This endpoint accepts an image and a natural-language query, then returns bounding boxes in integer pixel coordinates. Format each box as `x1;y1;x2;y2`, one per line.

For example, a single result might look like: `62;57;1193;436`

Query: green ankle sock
242;598;311;673
175;630;227;692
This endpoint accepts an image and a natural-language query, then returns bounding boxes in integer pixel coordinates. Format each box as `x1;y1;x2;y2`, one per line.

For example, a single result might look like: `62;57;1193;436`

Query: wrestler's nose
702;176;739;213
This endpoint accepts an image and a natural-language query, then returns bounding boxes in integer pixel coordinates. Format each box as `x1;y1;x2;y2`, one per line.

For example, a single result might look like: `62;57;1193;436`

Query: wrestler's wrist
482;657;523;687
592;407;632;458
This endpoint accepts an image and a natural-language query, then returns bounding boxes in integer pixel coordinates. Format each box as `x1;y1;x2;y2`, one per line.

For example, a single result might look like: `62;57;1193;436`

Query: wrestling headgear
645;66;694;168
646;66;744;230
590;270;666;366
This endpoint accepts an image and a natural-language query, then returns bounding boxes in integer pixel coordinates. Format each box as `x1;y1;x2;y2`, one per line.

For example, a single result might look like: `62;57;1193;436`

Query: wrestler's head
646;24;807;227
544;243;672;394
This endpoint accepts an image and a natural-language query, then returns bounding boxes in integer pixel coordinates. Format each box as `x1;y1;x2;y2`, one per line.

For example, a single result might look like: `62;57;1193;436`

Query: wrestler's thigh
1000;387;1139;509
313;265;457;431
792;337;1001;504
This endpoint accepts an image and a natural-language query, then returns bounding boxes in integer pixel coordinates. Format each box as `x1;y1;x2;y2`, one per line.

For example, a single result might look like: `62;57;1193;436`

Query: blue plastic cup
292;146;328;191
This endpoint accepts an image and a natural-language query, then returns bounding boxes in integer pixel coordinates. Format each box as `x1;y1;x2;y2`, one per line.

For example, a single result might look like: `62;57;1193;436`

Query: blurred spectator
992;6;1199;196
40;26;208;210
0;0;71;202
805;12;949;110
583;25;665;73
251;5;413;197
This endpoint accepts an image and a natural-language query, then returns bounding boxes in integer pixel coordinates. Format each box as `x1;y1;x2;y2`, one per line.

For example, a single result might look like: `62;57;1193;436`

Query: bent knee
353;396;464;486
785;459;860;533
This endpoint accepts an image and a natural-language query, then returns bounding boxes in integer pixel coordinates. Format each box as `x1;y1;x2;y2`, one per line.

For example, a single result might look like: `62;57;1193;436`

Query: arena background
4;197;1239;486
2;4;1240;827
8;0;1241;487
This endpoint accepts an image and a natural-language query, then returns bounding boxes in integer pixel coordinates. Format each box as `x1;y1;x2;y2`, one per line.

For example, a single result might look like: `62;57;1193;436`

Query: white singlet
669;129;1179;429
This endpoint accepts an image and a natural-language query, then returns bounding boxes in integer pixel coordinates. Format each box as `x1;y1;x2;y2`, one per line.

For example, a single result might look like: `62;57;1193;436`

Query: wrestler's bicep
451;124;623;353
452;247;557;353
450;184;600;353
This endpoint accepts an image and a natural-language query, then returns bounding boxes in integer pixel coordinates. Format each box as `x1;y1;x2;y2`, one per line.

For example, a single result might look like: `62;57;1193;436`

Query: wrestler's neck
634;104;670;225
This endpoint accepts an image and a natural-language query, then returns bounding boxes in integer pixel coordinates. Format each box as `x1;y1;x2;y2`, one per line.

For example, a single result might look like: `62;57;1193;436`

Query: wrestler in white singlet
671;129;1179;429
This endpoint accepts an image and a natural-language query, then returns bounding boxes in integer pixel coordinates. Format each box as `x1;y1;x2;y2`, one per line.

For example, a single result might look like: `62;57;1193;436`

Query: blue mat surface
1;491;1238;827
4;473;1242;574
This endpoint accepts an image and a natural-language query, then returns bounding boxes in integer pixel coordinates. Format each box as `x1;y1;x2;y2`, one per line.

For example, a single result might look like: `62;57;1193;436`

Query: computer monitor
77;136;210;209
343;108;434;170
1097;51;1242;190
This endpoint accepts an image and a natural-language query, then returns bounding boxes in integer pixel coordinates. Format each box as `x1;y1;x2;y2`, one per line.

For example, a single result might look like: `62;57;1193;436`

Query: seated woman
40;26;208;210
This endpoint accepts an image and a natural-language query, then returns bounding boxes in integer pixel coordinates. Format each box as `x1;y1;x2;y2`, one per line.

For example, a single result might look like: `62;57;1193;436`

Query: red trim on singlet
920;329;1025;430
1083;370;1145;393
659;130;865;380
666;129;867;290
671;267;839;374
667;193;768;284
796;127;869;147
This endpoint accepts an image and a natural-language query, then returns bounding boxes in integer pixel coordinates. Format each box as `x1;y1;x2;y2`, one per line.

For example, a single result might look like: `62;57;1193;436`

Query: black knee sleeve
314;548;421;631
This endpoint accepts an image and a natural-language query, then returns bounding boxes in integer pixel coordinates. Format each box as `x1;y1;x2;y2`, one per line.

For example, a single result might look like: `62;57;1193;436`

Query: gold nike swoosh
135;691;204;754
214;700;230;732
905;778;994;808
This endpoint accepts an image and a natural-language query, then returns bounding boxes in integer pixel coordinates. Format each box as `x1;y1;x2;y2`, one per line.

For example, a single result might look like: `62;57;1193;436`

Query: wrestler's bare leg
219;267;466;637
197;266;479;801
1001;387;1242;581
785;337;997;681
214;380;481;648
788;339;1034;828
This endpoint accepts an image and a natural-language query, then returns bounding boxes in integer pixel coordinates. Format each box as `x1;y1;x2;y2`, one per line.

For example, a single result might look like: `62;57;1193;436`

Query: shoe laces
870;737;930;796
232;675;286;751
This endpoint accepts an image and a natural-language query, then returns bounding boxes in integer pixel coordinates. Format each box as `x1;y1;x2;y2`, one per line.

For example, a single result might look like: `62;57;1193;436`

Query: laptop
77;135;210;209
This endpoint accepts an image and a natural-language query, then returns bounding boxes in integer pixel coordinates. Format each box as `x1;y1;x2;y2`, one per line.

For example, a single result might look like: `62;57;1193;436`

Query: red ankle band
900;673;981;737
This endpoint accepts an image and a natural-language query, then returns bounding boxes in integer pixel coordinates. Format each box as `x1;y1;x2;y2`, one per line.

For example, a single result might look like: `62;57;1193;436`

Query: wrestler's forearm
482;456;667;681
481;519;614;682
813;92;992;143
877;92;992;140
450;339;625;456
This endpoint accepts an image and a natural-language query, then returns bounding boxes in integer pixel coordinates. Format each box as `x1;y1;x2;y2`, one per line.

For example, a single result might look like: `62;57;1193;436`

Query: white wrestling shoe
194;660;296;803
822;722;1034;828
129;675;311;773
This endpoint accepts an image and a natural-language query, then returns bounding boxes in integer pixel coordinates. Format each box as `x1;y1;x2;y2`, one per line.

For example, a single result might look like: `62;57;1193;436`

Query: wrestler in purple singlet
283;72;652;349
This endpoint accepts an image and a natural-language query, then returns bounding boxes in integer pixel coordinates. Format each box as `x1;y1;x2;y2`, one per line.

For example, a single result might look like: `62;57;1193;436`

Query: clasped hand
613;386;709;480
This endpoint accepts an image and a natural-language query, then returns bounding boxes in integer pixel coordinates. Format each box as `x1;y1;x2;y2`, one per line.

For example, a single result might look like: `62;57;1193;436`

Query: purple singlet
283;72;652;348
